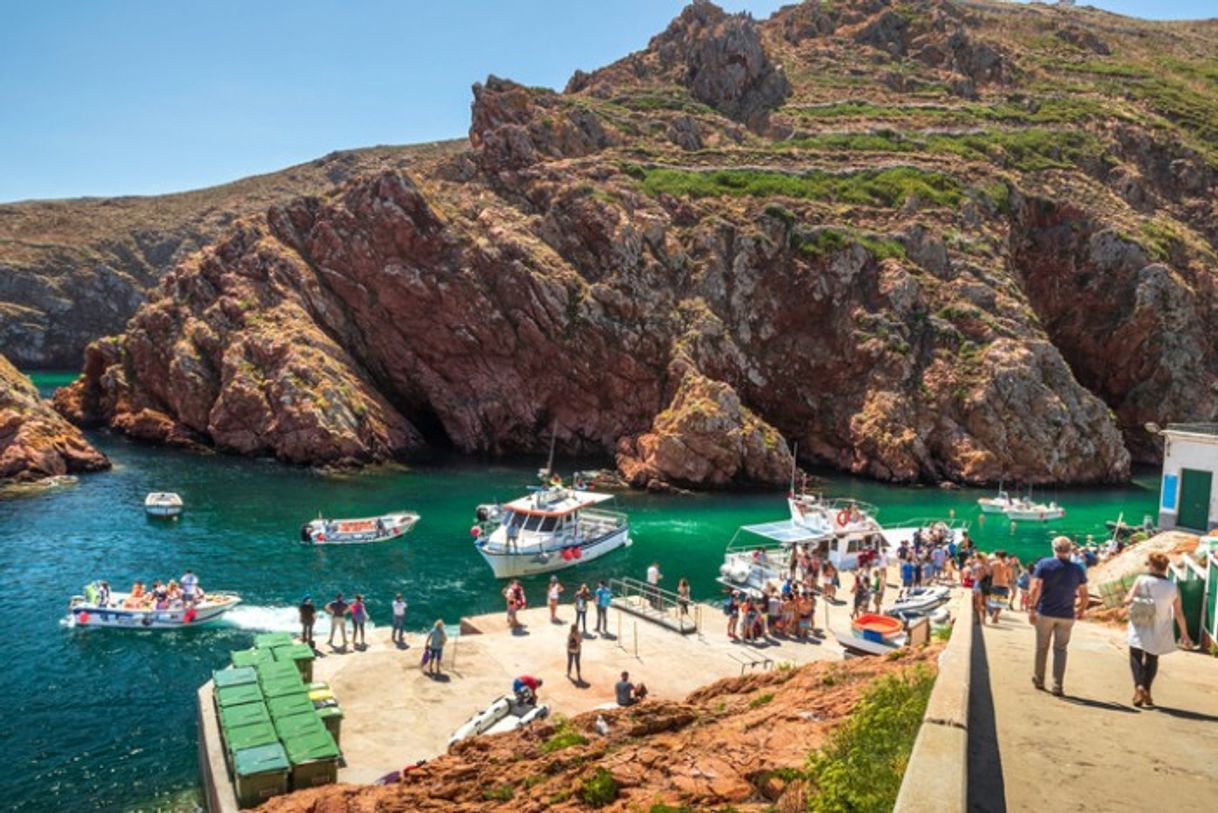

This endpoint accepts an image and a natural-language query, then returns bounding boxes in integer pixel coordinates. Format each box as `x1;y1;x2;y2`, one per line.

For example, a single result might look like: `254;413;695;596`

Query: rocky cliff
0;355;108;481
259;647;939;813
50;0;1218;485
0;142;465;368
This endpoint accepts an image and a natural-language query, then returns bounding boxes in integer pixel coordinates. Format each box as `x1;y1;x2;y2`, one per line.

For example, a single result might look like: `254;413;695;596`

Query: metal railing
608;577;701;635
1165;423;1218;437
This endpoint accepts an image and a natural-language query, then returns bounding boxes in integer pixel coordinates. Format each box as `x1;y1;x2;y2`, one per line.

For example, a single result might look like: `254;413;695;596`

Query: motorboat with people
300;511;420;545
67;581;240;629
448;695;550;747
1004;500;1065;522
472;480;631;578
144;492;183;518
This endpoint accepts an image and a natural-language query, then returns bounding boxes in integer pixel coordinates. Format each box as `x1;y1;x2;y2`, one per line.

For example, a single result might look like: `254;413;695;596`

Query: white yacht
1004;500;1065;522
977;487;1017;514
473;485;631;578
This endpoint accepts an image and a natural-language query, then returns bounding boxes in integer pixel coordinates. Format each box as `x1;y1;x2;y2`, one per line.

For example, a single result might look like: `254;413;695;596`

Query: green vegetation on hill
640;166;963;208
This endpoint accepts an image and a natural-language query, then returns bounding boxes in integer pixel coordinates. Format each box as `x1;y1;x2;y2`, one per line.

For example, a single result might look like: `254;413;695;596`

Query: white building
1157;424;1218;532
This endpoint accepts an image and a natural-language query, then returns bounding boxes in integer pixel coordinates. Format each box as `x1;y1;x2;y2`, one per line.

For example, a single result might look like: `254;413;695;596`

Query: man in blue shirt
1027;537;1089;696
594;580;612;634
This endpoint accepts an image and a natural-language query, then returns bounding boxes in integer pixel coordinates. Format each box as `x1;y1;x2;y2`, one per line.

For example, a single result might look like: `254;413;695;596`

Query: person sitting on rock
614;671;647;706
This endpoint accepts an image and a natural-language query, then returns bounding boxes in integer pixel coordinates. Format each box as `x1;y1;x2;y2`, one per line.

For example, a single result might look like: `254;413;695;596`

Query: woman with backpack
1123;552;1192;707
724;592;740;639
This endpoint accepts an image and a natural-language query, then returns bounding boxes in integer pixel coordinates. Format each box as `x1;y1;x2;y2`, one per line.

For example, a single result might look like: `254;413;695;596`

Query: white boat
448;696;550;748
891;586;951;614
67;584;240;629
833;628;908;657
145;492;183;518
300;511;420;545
977;488;1017;514
788;492;881;535
1004;500;1065;522
474;485;631;578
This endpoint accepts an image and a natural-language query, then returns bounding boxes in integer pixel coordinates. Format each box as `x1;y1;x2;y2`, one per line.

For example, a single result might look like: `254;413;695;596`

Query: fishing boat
67;584;241;629
448;696;550;748
300;511;420;545
144;492;183;518
1004;500;1065;522
473;484;631;578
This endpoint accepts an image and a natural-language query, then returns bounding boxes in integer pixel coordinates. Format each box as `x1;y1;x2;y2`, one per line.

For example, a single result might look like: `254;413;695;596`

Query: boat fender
316;533;326;543
184;608;197;624
470;526;482;538
836;509;850;528
77;611;89;625
572;547;582;559
141;615;153;627
562;548;574;561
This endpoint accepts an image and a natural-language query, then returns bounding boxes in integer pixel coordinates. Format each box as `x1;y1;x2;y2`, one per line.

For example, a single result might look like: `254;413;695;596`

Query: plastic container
254;631;295;650
261;674;306;700
213;666;257;689
256;660;300;685
315;705;343;746
225;720;279;771
267;693;315;722
231;648;273;669
282;726;340;790
215;682;264;709
307;686;334;705
232;742;290;809
274;711;325;741
220;701;271;733
275;642;316;682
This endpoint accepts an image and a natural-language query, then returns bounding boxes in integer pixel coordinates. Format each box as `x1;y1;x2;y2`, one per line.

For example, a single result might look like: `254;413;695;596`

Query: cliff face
0;142;466;369
53;0;1218;485
0;355;108;481
258;648;939;813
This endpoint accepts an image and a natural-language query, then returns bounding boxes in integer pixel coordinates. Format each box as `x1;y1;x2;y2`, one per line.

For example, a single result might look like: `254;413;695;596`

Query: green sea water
0;372;1159;811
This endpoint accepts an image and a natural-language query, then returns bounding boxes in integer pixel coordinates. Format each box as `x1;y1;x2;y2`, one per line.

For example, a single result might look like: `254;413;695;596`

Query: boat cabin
1157;424;1218;533
485;488;623;553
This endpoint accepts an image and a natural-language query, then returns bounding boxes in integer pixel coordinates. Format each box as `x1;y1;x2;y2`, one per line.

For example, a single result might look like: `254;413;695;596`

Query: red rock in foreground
0;354;108;481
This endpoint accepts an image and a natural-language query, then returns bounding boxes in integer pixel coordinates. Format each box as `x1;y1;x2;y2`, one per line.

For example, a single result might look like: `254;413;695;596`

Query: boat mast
789;442;798;496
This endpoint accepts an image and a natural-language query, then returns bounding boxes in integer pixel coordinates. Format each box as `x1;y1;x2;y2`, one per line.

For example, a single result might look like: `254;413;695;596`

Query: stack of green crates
273;642;316;682
232;742;290;809
254;631;295;649
231;647;274;669
257;660;306;700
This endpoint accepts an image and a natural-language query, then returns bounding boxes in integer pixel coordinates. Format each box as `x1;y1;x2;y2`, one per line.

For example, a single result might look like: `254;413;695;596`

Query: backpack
1128;578;1157;627
723;598;736;616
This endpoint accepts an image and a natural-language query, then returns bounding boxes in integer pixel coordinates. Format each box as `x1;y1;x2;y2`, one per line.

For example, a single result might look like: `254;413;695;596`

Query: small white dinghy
300;511;420;545
448;696;550;748
67;584;240;629
977;489;1016;514
145;492;183;518
891;586;951;615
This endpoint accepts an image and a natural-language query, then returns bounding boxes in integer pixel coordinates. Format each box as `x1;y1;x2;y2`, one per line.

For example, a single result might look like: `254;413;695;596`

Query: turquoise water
0;373;1159;811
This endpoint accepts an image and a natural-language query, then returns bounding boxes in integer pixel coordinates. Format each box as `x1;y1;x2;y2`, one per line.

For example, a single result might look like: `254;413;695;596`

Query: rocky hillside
260;647;938;813
53;0;1218;486
0;141;465;368
0;354;108;481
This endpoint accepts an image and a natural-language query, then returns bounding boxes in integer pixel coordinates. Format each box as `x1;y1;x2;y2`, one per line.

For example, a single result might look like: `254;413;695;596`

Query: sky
0;0;1212;203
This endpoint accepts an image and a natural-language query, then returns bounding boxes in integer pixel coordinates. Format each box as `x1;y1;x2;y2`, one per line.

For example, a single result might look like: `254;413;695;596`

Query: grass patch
482;783;515;802
805;665;936;813
580;767;619;808
541;717;589;754
748;692;775;709
640;166;962;208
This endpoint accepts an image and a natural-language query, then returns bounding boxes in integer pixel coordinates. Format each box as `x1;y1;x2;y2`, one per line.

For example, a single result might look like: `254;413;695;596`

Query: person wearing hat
299;595;316;647
1027;537;1090;696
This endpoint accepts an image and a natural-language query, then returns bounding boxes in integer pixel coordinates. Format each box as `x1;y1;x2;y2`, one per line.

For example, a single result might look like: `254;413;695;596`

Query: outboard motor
300;523;312;542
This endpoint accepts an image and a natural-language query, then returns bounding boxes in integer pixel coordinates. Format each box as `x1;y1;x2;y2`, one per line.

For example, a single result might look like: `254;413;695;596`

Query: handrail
608;577;701;635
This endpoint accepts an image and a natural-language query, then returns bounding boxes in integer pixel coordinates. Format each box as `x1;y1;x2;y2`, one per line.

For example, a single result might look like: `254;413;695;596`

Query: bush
580;768;619;807
748;692;775;709
482;783;515;802
639;166;962;208
541;717;589;754
805;665;936;813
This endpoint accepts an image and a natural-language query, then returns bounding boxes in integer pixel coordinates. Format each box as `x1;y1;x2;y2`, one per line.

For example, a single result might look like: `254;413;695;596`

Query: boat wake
219;605;309;633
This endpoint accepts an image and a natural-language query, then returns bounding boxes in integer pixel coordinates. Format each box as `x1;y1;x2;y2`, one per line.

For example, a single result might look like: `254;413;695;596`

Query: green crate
282;726;340;790
261;674;306;700
225;721;279;771
254;631;295;650
316;705;343;746
213;666;257;689
214;682;264;709
274;711;325;741
274;642;316;682
232;742;289;809
267;693;315;722
220;701;270;732
231;648;273;669
256;660;300;684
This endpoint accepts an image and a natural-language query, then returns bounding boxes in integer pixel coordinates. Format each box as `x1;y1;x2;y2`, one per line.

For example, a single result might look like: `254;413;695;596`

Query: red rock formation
0;354;108;481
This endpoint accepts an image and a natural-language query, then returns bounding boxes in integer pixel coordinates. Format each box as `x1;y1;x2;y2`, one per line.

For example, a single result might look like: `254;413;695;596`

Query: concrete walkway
974;611;1218;812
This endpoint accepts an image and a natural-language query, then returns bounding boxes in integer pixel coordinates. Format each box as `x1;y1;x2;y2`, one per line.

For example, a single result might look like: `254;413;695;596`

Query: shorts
990;586;1010;598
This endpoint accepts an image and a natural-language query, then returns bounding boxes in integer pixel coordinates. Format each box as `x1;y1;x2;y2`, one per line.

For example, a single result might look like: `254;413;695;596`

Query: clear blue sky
0;0;1210;202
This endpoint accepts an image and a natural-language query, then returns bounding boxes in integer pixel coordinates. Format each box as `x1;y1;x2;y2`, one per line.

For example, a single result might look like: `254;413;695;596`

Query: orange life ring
836;509;850;528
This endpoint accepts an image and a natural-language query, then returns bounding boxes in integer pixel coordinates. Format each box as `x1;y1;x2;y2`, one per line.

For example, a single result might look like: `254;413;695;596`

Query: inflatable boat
891;586;951;614
448;696;550;748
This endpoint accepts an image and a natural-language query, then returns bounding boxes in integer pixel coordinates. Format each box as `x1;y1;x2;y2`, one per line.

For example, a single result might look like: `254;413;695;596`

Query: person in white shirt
391;592;408;646
646;562;662;608
180;570;199;604
1123;552;1192;708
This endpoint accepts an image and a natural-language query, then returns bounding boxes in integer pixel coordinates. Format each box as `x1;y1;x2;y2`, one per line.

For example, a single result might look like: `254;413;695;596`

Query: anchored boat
1004;500;1064;522
977;487;1017;514
448;696;550;747
473;484;631;579
145;492;183;518
67;584;240;629
300;511;420;545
